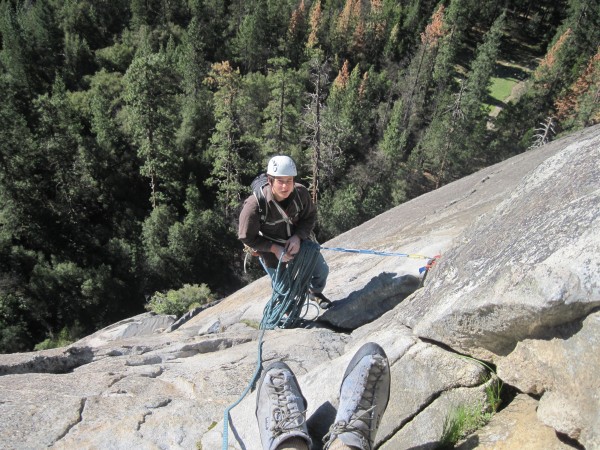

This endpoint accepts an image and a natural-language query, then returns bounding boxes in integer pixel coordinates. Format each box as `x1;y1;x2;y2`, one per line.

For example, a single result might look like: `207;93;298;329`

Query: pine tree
302;50;329;203
2;75;141;345
286;0;308;65
204;61;248;220
555;47;600;128
307;0;324;50
368;0;386;42
394;4;448;158
31;77;90;254
156;182;238;292
232;0;270;72
433;0;470;87
0;1;62;100
0;2;30;91
417;11;506;187
188;0;228;62
176;17;214;166
130;0;188;29
535;28;573;84
380;98;407;160
123;52;182;209
263;57;304;158
462;11;506;118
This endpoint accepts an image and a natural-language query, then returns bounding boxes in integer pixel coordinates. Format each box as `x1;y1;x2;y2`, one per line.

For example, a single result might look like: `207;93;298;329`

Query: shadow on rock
307;401;337;450
0;346;95;376
319;272;421;330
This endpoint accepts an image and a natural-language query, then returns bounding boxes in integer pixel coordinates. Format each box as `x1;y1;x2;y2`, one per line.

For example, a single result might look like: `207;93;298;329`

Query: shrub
145;283;214;317
34;328;74;351
440;403;492;448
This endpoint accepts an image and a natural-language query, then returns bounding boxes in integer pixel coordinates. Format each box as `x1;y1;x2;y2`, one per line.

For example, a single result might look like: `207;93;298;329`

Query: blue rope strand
319;246;431;259
221;328;264;450
221;240;321;449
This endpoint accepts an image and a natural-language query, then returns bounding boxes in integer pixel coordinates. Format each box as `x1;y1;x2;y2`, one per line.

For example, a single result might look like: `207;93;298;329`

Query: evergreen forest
1;0;599;353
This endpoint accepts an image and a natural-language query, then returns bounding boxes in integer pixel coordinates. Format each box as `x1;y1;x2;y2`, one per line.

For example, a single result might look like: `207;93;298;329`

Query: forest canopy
1;0;599;353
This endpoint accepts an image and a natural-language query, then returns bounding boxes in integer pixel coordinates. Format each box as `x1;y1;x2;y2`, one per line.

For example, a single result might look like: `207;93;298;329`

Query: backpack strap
251;173;269;223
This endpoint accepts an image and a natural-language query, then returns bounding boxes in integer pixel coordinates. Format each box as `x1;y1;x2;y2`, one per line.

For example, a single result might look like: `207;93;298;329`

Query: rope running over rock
222;240;321;449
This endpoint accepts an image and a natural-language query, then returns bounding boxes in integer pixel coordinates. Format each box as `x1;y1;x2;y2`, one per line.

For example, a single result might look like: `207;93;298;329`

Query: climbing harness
224;242;439;449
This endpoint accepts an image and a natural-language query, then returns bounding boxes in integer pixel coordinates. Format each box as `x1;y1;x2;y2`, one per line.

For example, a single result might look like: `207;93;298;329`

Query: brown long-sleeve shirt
238;183;316;267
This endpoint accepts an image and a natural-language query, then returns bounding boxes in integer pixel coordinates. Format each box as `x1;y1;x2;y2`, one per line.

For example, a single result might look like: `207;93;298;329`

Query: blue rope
261;240;321;330
222;240;321;449
221;328;264;450
319;246;431;259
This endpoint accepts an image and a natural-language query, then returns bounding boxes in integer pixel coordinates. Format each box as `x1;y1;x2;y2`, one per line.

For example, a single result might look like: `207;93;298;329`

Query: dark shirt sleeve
238;195;273;252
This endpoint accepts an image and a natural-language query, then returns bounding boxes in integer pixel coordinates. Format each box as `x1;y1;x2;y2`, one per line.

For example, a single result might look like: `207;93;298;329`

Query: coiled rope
222;240;322;449
260;240;321;330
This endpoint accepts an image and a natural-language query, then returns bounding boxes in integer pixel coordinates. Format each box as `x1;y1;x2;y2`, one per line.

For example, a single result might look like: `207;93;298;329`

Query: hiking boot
310;291;332;309
323;342;391;450
256;362;312;450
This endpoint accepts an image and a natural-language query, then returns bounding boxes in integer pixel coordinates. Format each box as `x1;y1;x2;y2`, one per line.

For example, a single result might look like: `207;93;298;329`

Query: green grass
485;376;503;412
489;77;518;102
437;355;504;448
440;403;493;448
484;57;532;112
484;77;519;113
241;319;260;329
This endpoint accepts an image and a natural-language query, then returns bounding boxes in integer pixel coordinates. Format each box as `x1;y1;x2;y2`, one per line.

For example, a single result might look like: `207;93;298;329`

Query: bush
145;283;214;317
34;328;74;351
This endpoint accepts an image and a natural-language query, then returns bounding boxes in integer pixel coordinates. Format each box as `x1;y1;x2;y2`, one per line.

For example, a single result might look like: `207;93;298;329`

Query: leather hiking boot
323;342;391;450
310;291;332;309
256;362;312;450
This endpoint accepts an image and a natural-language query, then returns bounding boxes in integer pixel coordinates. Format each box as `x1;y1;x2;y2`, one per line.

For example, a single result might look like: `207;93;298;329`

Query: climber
256;342;391;450
238;155;331;309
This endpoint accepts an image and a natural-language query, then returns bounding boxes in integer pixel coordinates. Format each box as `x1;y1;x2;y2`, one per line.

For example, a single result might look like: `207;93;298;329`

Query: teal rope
222;328;264;450
261;240;321;330
222;240;322;449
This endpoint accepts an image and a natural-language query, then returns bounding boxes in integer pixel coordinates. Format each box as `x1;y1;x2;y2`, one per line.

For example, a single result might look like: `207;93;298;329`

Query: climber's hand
285;235;301;257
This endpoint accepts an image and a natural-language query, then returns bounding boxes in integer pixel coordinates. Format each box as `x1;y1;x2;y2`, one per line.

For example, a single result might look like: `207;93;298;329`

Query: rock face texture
1;124;599;450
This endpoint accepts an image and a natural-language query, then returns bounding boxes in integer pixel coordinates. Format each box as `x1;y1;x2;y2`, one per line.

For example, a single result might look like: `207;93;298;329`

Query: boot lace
323;356;386;450
268;372;307;436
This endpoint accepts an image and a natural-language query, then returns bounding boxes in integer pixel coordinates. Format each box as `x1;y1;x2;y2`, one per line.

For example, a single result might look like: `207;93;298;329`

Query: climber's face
270;176;294;202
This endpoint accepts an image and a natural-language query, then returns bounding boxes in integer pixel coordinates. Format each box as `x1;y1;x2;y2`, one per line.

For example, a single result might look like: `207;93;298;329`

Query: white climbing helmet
267;155;297;177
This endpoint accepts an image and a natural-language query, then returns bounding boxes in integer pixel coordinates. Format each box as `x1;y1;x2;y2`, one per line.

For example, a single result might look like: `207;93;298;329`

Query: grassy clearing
484;58;532;113
490;77;518;102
